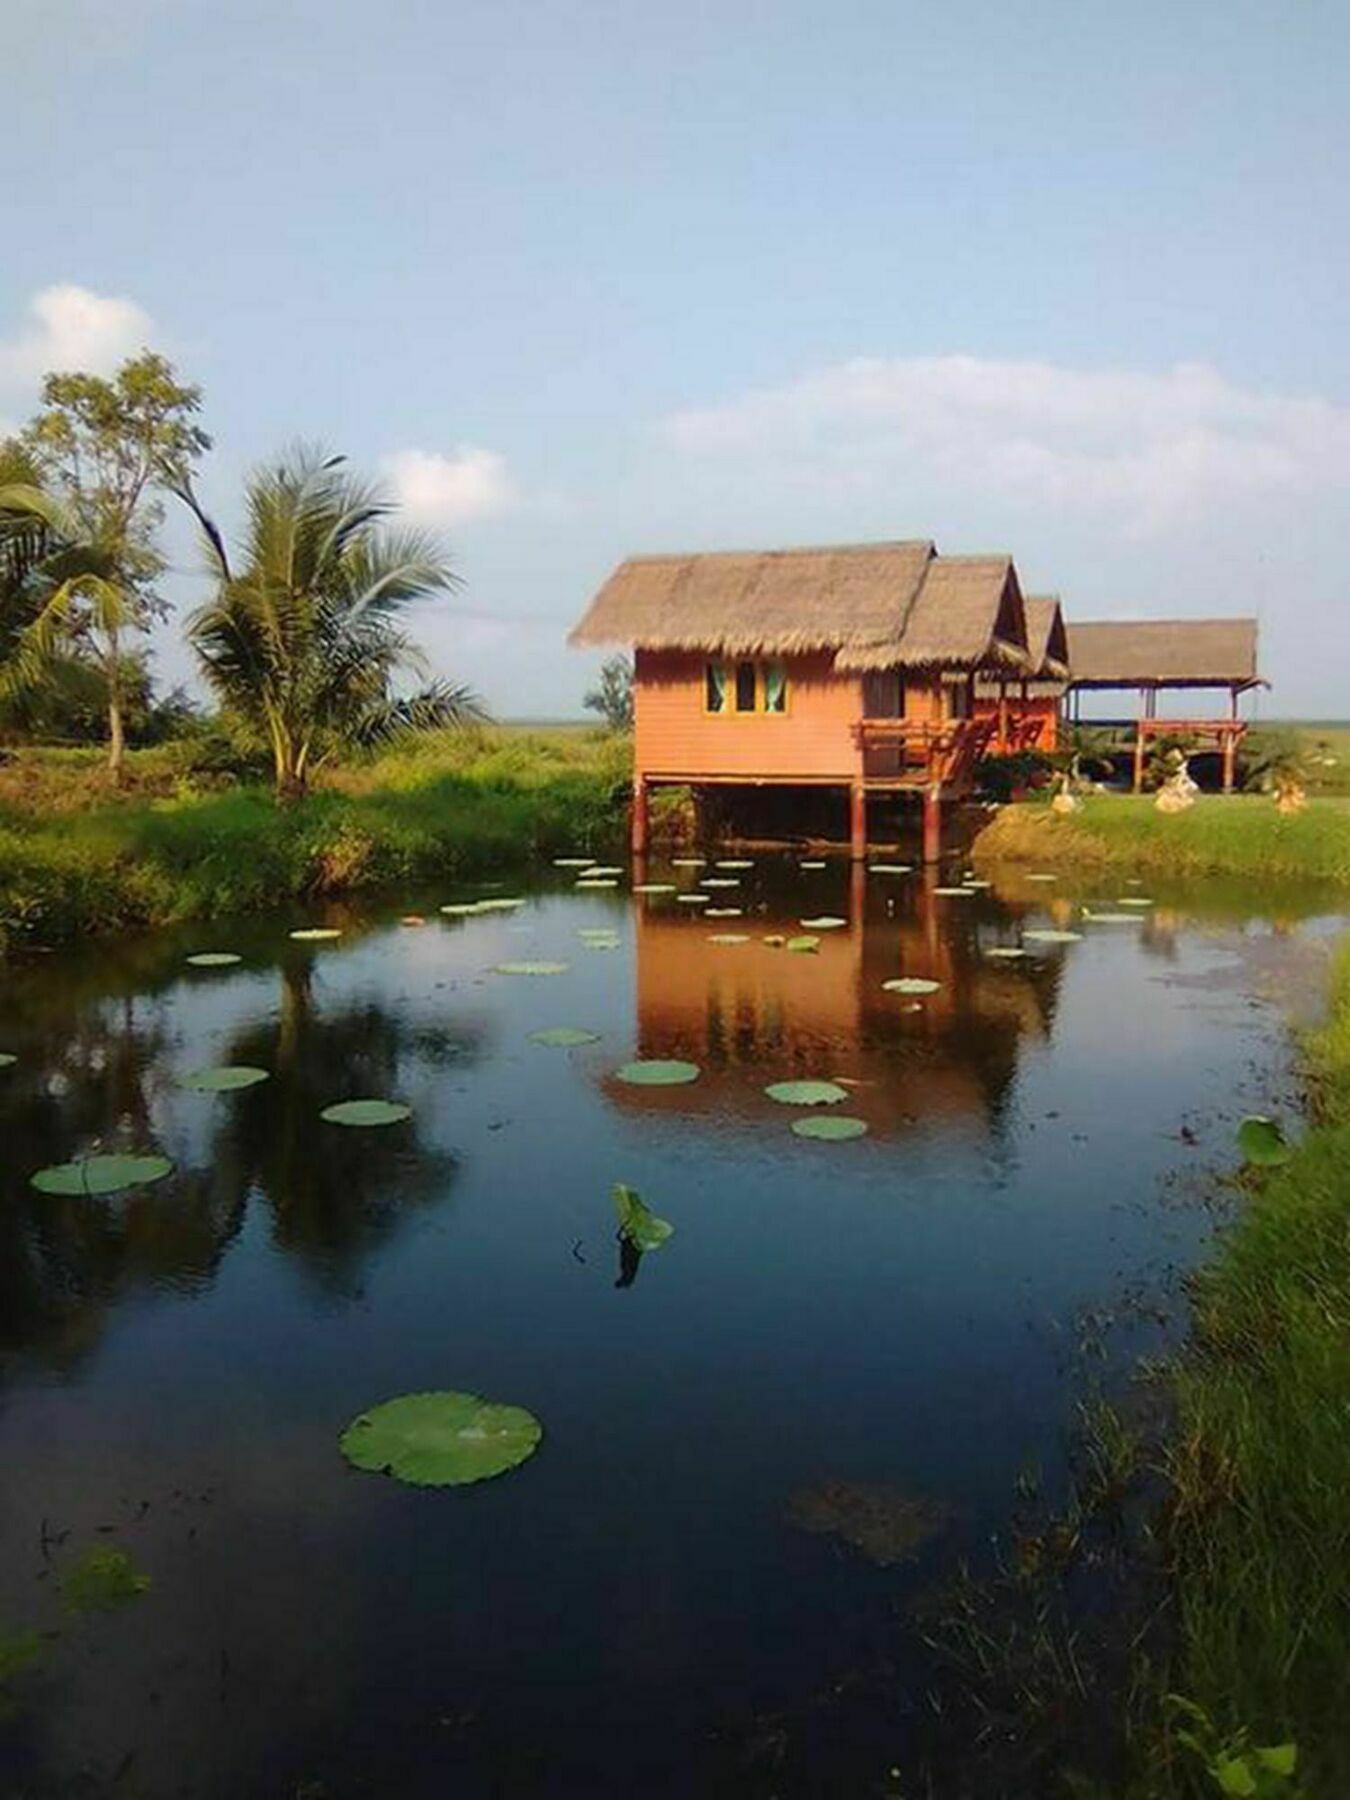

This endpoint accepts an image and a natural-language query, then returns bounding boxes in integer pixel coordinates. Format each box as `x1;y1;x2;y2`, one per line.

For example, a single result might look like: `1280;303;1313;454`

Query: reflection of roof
570;541;1031;672
1066;618;1261;688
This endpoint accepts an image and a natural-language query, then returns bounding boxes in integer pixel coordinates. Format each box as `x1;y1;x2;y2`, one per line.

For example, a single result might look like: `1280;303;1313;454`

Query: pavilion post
1132;687;1146;793
630;776;648;857
997;687;1009;753
922;784;943;864
849;781;867;861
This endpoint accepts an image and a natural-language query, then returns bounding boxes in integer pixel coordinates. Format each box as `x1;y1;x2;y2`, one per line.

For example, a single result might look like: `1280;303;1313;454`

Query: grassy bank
0;728;631;950
974;794;1350;884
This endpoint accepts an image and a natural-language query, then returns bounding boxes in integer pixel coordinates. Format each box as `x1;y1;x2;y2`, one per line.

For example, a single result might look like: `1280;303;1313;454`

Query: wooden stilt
922;785;942;864
849;782;867;861
630;777;648;857
1222;731;1236;795
1133;729;1146;794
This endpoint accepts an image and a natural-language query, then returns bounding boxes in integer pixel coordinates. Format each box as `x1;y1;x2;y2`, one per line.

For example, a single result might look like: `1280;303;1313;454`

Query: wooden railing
852;716;998;787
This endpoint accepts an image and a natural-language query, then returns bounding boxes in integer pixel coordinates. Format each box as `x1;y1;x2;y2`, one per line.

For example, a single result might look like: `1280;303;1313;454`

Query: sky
3;0;1348;717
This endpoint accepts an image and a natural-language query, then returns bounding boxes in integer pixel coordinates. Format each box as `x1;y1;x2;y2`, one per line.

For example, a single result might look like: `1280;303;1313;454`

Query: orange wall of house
634;649;865;780
973;694;1059;751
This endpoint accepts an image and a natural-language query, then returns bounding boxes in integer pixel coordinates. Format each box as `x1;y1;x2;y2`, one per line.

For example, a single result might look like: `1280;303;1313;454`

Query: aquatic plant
614;1059;700;1086
339;1391;542;1487
791;1116;868;1141
60;1546;151;1614
612;1183;674;1251
1236;1114;1291;1167
178;1065;270;1091
319;1099;411;1127
31;1153;173;1195
765;1080;848;1106
528;1027;601;1047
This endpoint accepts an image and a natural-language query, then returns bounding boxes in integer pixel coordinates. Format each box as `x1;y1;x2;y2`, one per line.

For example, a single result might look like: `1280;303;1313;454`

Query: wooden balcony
852;716;998;789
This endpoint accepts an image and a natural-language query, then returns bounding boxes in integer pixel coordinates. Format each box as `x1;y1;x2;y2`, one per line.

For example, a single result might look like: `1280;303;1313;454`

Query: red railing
852;716;998;786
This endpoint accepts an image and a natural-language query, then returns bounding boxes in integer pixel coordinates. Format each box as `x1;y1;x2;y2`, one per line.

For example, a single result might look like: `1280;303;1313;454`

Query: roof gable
1066;618;1261;688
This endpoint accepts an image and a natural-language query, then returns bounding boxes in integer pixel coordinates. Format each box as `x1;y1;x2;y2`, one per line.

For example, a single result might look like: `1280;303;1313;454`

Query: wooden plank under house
569;539;1033;861
1063;618;1264;792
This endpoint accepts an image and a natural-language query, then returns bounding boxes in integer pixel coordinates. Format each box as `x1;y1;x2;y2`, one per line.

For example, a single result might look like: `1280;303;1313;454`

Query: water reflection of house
613;872;1063;1141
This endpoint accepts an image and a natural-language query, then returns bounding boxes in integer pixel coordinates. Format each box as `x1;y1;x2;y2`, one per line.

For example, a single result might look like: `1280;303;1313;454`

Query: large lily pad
613;1183;674;1250
61;1546;151;1614
339;1390;542;1487
615;1059;701;1086
800;916;846;930
765;1079;849;1106
290;927;342;942
883;977;941;995
1117;897;1154;907
528;1027;602;1047
791;1115;869;1141
785;1479;946;1566
705;907;743;917
186;952;242;968
1024;928;1083;944
320;1099;412;1127
32;1154;173;1197
786;935;820;953
1237;1115;1292;1168
178;1066;270;1092
492;961;569;975
476;897;526;912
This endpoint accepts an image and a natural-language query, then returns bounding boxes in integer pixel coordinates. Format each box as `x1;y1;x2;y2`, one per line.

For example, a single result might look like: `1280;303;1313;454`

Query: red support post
849;782;867;861
1222;730;1236;795
922;784;942;864
630;777;648;857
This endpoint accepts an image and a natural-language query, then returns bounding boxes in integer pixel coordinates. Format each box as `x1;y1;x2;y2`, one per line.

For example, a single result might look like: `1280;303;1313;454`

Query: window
705;659;789;714
705;660;728;713
735;660;758;712
763;661;787;713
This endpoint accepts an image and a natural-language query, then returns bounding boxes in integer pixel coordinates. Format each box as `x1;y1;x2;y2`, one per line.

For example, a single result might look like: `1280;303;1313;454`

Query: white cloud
382;446;517;528
660;354;1350;534
0;283;155;421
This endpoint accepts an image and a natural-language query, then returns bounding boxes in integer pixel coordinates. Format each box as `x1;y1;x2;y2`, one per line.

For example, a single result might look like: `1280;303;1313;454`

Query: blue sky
4;0;1348;715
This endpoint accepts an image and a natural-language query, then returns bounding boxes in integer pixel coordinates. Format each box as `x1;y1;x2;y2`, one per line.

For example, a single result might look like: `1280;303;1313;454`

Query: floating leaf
1117;897;1154;907
186;952;242;968
1024;928;1083;943
1082;910;1145;924
528;1027;602;1047
320;1099;412;1127
791;1115;869;1141
705;907;743;918
676;894;710;904
986;946;1027;959
61;1546;151;1614
799;859;827;869
575;878;618;889
964;878;992;890
785;1480;946;1567
32;1155;173;1197
883;977;940;995
615;1059;700;1086
715;859;755;870
932;886;975;897
0;1053;15;1068
868;864;912;874
476;897;526;911
339;1390;542;1487
290;928;342;942
632;883;676;894
553;856;595;867
178;1066;270;1092
786;935;821;953
492;961;569;975
708;933;750;945
1237;1115;1291;1168
1026;873;1058;882
582;866;624;878
440;902;481;916
671;857;706;867
699;877;740;889
765;1079;849;1106
613;1182;674;1250
800;916;846;930
762;934;786;947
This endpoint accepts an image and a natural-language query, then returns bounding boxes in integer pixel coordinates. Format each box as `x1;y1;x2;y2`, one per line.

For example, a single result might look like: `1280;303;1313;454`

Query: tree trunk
107;684;125;785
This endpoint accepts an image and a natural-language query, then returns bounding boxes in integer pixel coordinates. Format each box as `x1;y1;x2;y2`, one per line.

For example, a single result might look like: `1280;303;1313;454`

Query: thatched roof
570;540;1031;671
1066;618;1261;689
1025;595;1069;680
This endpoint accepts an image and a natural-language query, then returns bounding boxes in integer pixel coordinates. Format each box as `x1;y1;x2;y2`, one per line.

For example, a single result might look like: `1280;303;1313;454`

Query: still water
0;855;1339;1797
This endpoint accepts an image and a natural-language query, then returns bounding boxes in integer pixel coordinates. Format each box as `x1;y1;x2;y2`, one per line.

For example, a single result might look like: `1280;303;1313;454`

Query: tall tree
584;653;634;732
177;446;485;800
23;354;209;780
0;440;104;707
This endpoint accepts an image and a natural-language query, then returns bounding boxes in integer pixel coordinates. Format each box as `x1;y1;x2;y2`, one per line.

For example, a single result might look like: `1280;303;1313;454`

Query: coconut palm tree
0;463;112;706
176;447;485;800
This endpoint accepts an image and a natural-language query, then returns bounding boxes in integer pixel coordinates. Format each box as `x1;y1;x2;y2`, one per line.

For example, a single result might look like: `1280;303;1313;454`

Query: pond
0;854;1342;1797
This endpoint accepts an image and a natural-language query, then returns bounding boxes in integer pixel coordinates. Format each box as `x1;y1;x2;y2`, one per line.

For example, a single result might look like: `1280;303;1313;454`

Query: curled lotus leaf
575;878;618;889
800;916;846;930
786;935;820;953
762;935;786;947
528;1027;602;1047
340;1390;542;1487
178;1065;271;1092
320;1099;412;1127
613;1182;674;1251
290;928;342;942
32;1154;173;1197
614;1059;701;1086
708;933;750;945
883;977;941;995
400;915;428;927
765;1079;849;1107
492;961;570;976
186;952;242;968
791;1115;869;1141
1023;928;1082;944
1237;1115;1292;1168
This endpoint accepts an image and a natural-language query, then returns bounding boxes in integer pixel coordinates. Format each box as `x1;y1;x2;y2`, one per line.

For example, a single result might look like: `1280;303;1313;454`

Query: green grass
0;727;633;950
975;795;1350;884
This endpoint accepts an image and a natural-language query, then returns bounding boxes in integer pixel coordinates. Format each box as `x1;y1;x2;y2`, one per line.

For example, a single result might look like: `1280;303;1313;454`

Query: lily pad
32;1154;173;1197
671;857;707;867
785;1480;946;1567
1024;928;1083;944
61;1546;151;1615
528;1027;602;1047
400;915;428;927
440;902;481;916
791;1115;869;1141
799;859;827;869
320;1099;412;1127
762;935;786;947
883;977;941;995
1237;1115;1292;1168
339;1390;542;1487
765;1079;849;1106
676;893;710;904
290;928;342;942
715;859;755;870
553;857;595;867
492;961;570;975
932;886;975;897
1083;911;1145;924
613;1182;674;1250
986;946;1028;960
705;907;743;918
476;897;526;911
699;877;740;889
1026;872;1058;882
632;883;676;894
614;1059;701;1086
582;866;624;878
186;952;242;968
178;1065;270;1092
708;933;750;945
800;916;847;930
868;864;912;874
786;935;821;953
575;878;618;889
964;878;992;890
1117;897;1154;907
0;1053;15;1068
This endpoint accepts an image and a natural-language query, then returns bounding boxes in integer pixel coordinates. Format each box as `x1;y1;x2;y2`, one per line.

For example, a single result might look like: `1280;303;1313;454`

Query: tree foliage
583;652;633;732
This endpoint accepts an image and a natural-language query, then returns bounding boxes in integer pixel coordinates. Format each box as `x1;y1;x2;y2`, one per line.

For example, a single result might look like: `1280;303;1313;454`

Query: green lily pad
614;1059;701;1086
868;864;912;874
932;886;975;897
290;928;342;942
1083;911;1145;924
964;878;992;890
1026;873;1058;882
582;866;624;878
440;902;481;916
1023;928;1083;943
528;1027;602;1047
800;916;846;929
61;1546;151;1615
320;1099;412;1127
791;1115;869;1141
575;878;618;889
715;859;755;870
1117;897;1154;907
762;934;786;947
1237;1115;1292;1167
986;946;1028;959
676;893;710;904
765;1079;849;1106
699;877;740;889
178;1065;270;1092
339;1390;542;1487
186;952;242;968
671;857;706;867
632;883;676;894
799;859;826;869
32;1154;173;1197
705;907;743;918
492;961;570;975
786;935;821;953
883;977;941;995
553;857;595;867
613;1182;674;1250
476;897;526;911
708;933;750;945
0;1053;15;1068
